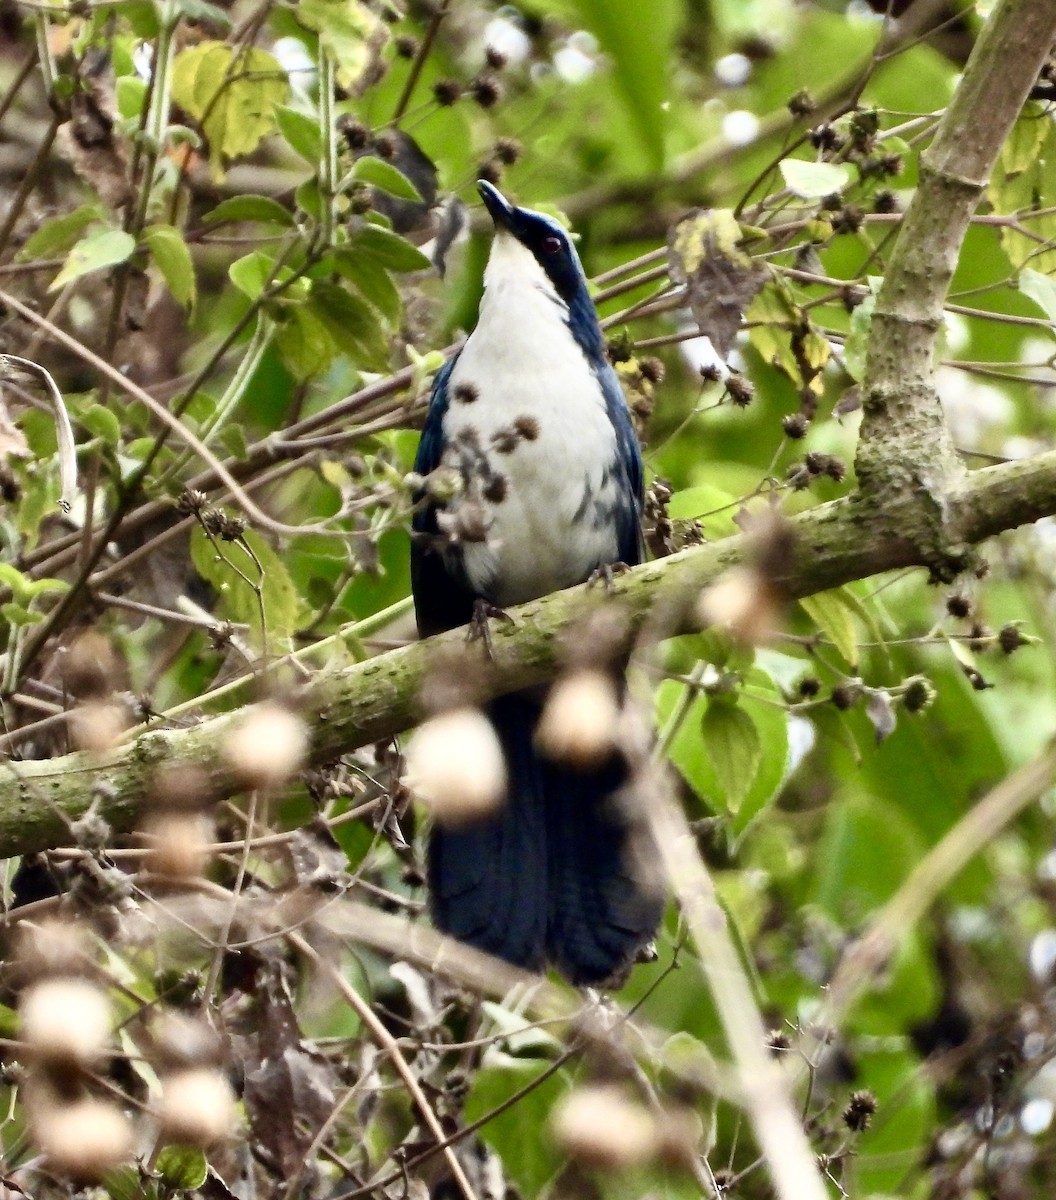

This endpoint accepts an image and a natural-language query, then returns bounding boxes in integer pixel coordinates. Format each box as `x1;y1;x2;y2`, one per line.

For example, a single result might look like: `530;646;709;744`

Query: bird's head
478;180;589;309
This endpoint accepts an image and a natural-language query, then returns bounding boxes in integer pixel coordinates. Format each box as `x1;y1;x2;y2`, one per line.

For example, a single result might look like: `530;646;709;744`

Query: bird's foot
468;598;514;658
587;561;631;593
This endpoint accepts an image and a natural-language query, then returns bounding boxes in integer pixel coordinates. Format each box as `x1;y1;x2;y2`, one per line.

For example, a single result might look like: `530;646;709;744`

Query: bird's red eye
542;236;562;254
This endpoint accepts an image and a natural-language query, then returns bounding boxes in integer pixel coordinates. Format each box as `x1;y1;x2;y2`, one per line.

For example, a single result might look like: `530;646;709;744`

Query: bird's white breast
441;236;620;607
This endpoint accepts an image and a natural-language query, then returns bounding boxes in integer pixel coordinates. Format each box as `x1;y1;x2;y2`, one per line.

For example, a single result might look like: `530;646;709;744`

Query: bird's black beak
478;180;516;232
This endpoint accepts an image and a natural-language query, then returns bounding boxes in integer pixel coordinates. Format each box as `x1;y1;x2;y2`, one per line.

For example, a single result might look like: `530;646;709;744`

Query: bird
410;180;663;985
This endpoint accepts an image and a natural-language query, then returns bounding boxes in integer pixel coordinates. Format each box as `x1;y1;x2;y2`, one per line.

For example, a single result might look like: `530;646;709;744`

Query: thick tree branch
4;448;1056;859
855;0;1056;566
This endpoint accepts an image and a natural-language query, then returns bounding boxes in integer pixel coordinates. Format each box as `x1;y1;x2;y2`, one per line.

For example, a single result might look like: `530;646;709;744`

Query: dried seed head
842;1088;877;1132
223;702;308;791
998;623;1026;654
725;373;754;407
20;977;112;1068
551;1084;660;1170
535;670;621;770
156;1067;238;1146
432;78;462;106
470;74;502;108
782;412;809;438
493;136;522;164
902;676;936;713
30;1093;134;1179
394;34;418;58
151;760;213;812
141;812;214;881
404;708;506;825
68;700;130;753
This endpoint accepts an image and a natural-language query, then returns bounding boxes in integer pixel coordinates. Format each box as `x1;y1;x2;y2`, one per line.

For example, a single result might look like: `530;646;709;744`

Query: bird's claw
587;561;631;592
468;598;514;658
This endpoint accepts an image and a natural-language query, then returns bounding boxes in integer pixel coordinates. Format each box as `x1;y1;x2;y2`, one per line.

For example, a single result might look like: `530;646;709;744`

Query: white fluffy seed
141;812;213;880
20;978;112;1067
696;566;781;645
551;1084;660;1170
156;1067;238;1146
535;670;621;769
32;1096;134;1178
223;702;308;790
67;700;129;753
404;708;506;826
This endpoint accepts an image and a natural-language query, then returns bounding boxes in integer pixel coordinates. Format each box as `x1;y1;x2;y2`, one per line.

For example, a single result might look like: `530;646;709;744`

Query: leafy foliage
1;1;1056;1198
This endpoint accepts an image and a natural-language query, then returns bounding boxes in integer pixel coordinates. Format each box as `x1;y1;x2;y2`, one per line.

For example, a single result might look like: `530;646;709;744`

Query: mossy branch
4;448;1056;859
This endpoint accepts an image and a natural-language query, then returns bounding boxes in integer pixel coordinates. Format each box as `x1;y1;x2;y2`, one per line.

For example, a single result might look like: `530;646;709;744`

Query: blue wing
410;357;478;637
595;360;645;568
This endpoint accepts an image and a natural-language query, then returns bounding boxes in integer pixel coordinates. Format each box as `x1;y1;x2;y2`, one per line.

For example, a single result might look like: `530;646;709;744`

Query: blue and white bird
411;181;663;985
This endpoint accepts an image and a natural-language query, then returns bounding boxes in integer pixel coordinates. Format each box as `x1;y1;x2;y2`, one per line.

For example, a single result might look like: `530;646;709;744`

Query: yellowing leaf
171;41;288;178
296;0;385;90
50;228;135;291
800;589;859;667
746;279;830;394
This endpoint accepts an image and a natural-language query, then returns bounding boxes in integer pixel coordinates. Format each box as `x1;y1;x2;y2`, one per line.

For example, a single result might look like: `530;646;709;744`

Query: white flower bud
223;702;308;790
156;1067;238;1146
30;1094;134;1179
535;670;621;769
551;1084;660;1170
404;708;506;825
20;978;112;1068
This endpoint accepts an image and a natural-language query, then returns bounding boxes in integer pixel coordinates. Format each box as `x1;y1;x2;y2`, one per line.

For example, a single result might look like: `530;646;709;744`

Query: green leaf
351;224;431;272
842;282;878;382
0;562;34;603
173;0;231;26
352;155;422;201
746;278;830;393
463;1055;567;1196
999;101;1050;179
49;228;136;291
18;204;100;261
229;250;279;300
115;74;148;120
2;602;44;627
332;248;401;322
77;403;122;447
778;158;852;198
1018;266;1056;333
701;698;762;814
274;103;322;162
155;1145;208;1190
143;224;196;311
309;279;389;368
203;195;295;226
275;307;338;381
562;0;678;171
170;41;289;178
800;588;859;667
190;526;303;642
295;0;385;90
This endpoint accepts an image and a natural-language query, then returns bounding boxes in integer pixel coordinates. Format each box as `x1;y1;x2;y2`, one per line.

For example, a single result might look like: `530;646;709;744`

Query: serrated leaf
143;224;196;310
352;155;422;201
170;41;289;178
204;195;295;226
50;228;136;291
274;103;322;162
350;224;431;272
800;589;859;667
18;204;101;261
779;158;852;198
1018;267;1056;334
701;699;762;814
77;403;122;446
190;525;302;643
